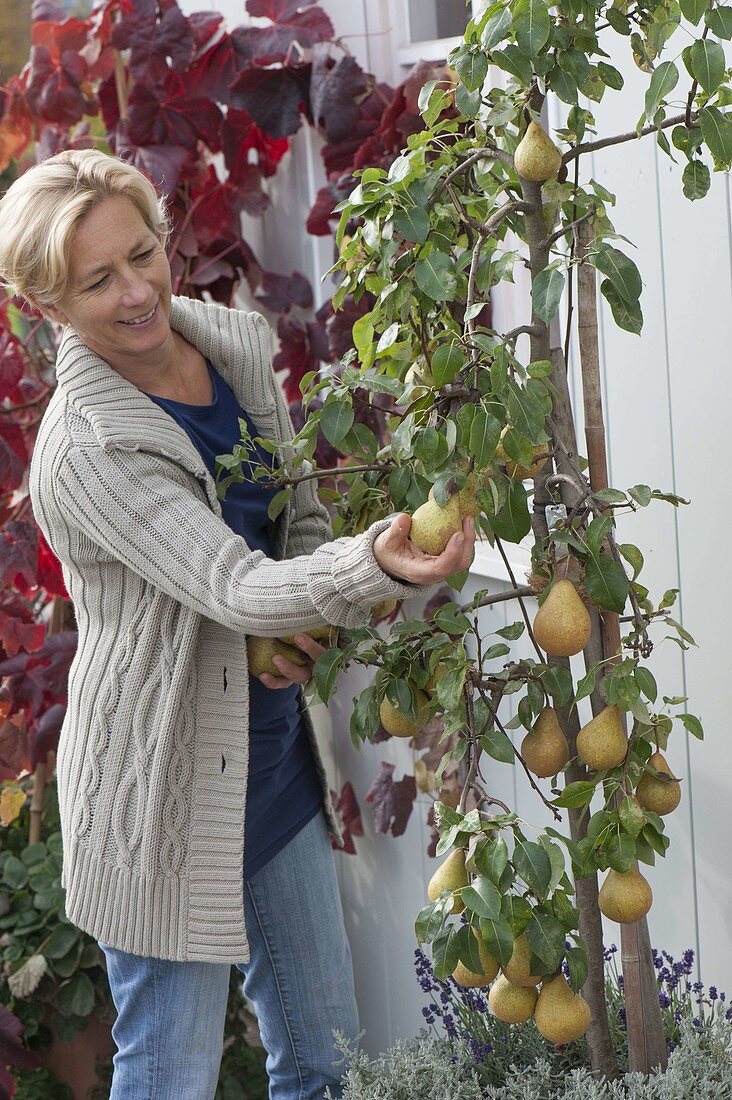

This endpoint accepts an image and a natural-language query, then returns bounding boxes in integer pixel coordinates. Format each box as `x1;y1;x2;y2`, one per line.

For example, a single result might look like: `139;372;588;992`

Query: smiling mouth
119;304;157;326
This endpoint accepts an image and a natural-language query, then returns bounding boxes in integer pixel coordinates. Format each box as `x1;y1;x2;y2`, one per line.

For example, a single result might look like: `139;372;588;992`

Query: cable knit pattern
29;296;432;963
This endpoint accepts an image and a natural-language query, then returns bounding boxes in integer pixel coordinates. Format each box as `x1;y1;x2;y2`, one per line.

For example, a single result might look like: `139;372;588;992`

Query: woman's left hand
258;633;328;690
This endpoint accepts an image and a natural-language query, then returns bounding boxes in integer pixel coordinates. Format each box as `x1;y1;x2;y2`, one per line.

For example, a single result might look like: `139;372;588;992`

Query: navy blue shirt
144;360;323;879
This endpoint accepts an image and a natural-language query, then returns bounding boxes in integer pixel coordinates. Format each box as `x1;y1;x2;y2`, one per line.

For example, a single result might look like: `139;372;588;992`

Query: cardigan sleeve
48;444;431;636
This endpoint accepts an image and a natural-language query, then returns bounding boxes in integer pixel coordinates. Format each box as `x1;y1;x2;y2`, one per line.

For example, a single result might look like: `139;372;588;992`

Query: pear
635;751;681;816
534;975;591;1044
370;598;398;621
577;705;627;770
379;689;429;738
514;121;563;182
495;430;549;481
598;866;653;924
532;579;591;657
427;848;469;914
279;623;338;647
409;495;464;556
428;474;481;518
488;973;538;1023
247;636;309;678
502;932;542;988
452;928;500;987
521;707;569;778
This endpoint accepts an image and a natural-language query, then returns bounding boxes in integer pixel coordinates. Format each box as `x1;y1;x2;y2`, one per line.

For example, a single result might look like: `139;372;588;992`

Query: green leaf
597;62;624;90
566;945;589;992
689;39;726;93
479;915;515;966
644;61;679;123
44;927;80;961
469;408;502;466
496;621;525;641
431;344;468;387
551;68;578;105
480;725;516;764
552;780;597;808
542;666;573;705
680;712;704;739
501;894;533;936
313;648;345;704
394;205;430;243
513;838;552;896
705;6;732;38
454;45;489;91
463;875;502;920
699;107;732;168
55;971;95;1017
512;0;551;57
628;483;652;507
431;924;461;980
477;836;509;884
606;7;631;33
320;399;354;447
491;46;533;85
635;666;658;703
491;479;531;542
532;267;566;324
482;6;513;49
456;83;482;118
526;911;566;970
584;554;630;614
617;543;644;579
619;795;646;838
414;253;457;301
574;665;597;704
538;836;566;893
680;0;709;21
2;856;29;890
682;159;711;199
600;278;643;334
591;247;642;305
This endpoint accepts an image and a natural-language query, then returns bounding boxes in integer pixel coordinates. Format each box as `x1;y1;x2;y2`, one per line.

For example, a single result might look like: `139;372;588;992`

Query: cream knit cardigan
29;296;426;963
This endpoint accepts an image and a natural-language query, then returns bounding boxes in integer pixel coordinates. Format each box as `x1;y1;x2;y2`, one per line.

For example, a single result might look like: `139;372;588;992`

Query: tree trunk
575;220;667;1073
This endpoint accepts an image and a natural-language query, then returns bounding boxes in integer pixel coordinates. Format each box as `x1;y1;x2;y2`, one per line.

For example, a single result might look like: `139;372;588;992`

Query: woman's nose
120;268;151;305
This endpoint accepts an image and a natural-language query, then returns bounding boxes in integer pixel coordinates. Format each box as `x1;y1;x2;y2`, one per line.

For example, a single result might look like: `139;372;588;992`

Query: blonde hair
0;149;170;307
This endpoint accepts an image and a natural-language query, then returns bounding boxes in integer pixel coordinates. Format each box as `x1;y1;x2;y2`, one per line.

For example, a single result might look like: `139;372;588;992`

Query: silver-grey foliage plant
328;1018;732;1100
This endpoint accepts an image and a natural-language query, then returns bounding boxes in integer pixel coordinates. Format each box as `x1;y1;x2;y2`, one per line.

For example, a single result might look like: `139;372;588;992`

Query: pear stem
493;537;545;665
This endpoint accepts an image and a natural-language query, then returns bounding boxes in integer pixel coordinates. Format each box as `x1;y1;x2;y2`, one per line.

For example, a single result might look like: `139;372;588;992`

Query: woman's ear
26;298;68;326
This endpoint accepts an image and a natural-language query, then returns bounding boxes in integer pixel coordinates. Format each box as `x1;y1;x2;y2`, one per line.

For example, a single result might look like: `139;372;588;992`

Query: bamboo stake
575;218;667;1073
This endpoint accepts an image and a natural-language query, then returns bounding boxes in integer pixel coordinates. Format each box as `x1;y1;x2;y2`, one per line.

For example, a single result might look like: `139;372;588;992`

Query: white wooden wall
179;0;732;1053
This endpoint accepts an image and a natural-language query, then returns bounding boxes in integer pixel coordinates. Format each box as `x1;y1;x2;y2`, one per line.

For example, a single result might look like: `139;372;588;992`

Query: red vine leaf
329;780;363;855
254;271;313;313
238;0;333;64
223;109;289;182
0;1002;42;1091
25;46;92;128
365;762;416;838
187;10;224;51
110;0;194;81
187;35;238;105
230;66;311;140
127;73;223;151
310;51;367;144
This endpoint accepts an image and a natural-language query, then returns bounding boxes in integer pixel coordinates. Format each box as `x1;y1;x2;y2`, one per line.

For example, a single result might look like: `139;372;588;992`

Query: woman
0;150;475;1100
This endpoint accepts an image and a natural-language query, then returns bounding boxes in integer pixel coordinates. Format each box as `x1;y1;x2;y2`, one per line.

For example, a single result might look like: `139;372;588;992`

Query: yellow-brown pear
534;975;591;1043
521;707;569;778
533;579;591;657
370;598;398;621
598;866;653;924
279;623;338;647
514;121;563;182
427;848;469;914
489;973;538;1022
410;495;464;556
502;932;542;988
635;751;681;816
379;690;429;738
452;929;500;987
247;637;309;678
577;705;627;770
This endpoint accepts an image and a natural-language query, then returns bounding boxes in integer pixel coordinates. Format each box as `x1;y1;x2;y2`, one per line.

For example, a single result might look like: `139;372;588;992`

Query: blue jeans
100;812;358;1100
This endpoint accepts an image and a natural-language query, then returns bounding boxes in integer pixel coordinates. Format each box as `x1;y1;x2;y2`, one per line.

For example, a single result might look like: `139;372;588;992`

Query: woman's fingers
259;654;314;688
288;634;327;660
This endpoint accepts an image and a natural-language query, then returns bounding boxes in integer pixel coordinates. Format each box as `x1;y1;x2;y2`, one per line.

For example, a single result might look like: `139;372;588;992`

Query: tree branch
564;112;698;164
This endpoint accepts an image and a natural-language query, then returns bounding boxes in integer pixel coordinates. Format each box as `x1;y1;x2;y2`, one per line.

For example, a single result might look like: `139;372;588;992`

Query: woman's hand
258;633;328;690
373;513;476;585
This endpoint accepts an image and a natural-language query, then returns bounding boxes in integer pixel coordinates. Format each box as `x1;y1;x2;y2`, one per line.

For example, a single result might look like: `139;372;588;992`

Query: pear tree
226;0;726;1079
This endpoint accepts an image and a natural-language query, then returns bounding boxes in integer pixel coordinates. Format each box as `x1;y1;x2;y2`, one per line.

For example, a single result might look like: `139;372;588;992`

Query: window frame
395;0;486;67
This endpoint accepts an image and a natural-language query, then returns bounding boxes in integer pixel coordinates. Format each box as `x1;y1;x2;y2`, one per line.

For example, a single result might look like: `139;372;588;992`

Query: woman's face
45;195;173;370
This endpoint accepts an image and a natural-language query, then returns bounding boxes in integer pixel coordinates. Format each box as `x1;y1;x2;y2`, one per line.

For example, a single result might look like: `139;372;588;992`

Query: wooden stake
575;219;668;1074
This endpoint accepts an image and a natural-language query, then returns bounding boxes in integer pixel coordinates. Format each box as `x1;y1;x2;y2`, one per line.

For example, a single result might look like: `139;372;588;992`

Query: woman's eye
136;249;155;261
88;275;108;291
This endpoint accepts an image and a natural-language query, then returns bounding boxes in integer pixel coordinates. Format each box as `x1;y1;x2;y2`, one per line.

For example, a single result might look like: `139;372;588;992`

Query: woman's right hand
373;513;476;586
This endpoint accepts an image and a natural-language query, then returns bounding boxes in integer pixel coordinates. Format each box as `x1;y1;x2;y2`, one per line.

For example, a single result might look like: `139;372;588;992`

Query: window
407;0;469;43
